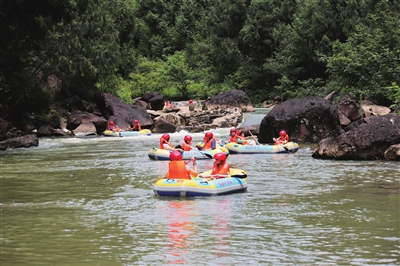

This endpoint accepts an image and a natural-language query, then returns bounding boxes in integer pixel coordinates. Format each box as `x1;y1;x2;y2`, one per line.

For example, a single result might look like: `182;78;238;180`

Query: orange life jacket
181;142;192;151
229;136;238;143
160;138;173;149
237;136;248;145
211;162;230;176
107;125;119;132
203;138;216;150
166;161;191;179
275;135;289;145
132;123;141;131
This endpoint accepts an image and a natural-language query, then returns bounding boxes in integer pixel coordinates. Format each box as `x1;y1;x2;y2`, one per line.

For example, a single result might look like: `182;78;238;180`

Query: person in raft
273;130;289;145
160;134;176;150
107;121;119;132
209;152;230;179
201;132;217;150
165;151;198;179
236;130;259;145
229;128;238;143
179;135;197;151
130;120;141;131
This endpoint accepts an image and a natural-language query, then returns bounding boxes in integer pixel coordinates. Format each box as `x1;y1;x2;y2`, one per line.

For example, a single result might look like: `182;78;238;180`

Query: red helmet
162;134;170;141
279;130;287;136
134;120;139;123
109;121;114;125
205;132;213;139
189;99;193;104
169;150;182;161
213;153;226;162
184;135;192;142
230;128;236;133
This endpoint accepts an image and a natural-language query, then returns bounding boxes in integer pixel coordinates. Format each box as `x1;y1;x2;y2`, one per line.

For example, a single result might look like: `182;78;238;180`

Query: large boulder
94;93;154;130
204;89;254;112
312;113;400;160
384;144;400;161
259;96;342;144
66;110;108;133
0;134;39;150
151;118;177;133
72;122;97;137
338;94;361;122
139;91;165;111
362;100;391;117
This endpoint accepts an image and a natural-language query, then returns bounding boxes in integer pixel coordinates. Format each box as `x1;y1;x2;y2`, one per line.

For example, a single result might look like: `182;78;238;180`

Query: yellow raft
103;129;151;137
153;169;247;197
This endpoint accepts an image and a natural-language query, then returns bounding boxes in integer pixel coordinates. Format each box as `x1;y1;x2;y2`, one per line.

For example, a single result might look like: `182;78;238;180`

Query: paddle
176;141;213;158
248;131;260;145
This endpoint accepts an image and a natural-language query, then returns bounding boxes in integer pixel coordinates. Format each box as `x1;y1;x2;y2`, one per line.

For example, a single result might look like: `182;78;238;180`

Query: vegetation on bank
1;0;399;126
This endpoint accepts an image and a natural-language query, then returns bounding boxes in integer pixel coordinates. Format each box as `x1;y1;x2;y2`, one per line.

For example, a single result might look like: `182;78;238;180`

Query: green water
1;132;399;265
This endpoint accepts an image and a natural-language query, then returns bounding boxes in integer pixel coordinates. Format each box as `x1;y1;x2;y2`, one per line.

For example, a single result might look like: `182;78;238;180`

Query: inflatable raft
153;169;247;197
103;129;151;137
225;141;299;154
148;147;229;160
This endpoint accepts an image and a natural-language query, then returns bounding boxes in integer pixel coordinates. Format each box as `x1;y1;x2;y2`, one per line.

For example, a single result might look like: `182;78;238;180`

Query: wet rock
151;118;177;133
312;114;400;160
338;94;361;122
0;134;39;150
384;144;400;161
37;124;54;137
72;122;97;137
139;91;165;111
94;92;153;130
66;110;108;133
259;96;341;144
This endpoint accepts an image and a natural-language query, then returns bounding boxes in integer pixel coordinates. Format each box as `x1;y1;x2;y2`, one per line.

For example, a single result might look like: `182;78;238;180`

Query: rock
0;117;11;140
72;122;97;137
338;94;361;121
362;100;391;117
384;144;400;161
312;113;400;160
37;124;54;137
139;91;165;111
338;110;352;127
259;96;342;143
66;110;108;133
151;118;177;133
94;92;153;130
133;99;150;109
325;91;337;102
0;134;39;150
205;89;254;112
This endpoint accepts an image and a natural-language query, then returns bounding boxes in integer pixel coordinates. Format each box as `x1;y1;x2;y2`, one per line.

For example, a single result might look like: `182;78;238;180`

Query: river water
1;110;399;266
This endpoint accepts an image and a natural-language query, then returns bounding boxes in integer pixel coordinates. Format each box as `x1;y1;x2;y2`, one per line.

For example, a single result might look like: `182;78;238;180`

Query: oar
177;141;213;158
198;173;247;179
248;131;260;145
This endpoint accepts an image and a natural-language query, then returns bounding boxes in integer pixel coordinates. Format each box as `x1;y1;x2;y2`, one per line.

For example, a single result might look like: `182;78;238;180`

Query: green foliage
325;3;400;104
385;82;400;112
2;0;400;124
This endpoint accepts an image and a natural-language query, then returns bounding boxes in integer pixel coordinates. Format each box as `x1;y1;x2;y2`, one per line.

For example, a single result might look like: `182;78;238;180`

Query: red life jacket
166;161;191;179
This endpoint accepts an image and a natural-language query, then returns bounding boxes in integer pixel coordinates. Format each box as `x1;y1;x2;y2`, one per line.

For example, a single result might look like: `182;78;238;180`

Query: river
1;110;399;265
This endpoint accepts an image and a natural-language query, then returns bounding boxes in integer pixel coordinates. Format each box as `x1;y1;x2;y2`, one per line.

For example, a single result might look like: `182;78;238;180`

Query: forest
1;0;399;125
